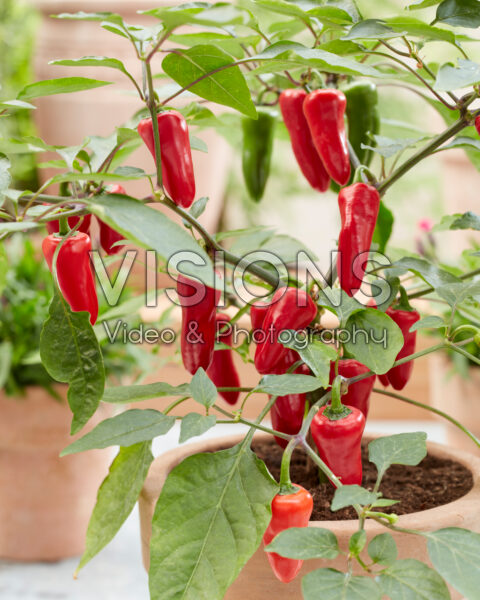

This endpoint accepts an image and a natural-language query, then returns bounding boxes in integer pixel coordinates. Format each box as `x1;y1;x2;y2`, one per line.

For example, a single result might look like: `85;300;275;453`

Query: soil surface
251;438;474;521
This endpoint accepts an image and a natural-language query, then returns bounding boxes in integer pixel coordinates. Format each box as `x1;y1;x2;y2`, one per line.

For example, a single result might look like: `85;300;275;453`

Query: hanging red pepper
254;287;317;375
279;89;330;192
206;313;241;405
42;232;98;325
303;89;351;186
250;301;270;331
46;213;91;235
378;307;420;390
337;182;380;296
137;111;195;208
177;274;220;374
263;485;313;583
271;394;306;449
475;116;480;136
98;184;126;255
329;359;375;419
311;378;365;486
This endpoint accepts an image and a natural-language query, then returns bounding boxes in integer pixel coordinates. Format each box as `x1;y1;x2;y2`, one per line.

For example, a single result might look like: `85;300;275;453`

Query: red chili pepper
42;232;98;325
250;301;270;331
337;182;380;296
271;394;306;449
378;307;420;390
254;287;317;375
98;184;126;255
311;405;365;486
329;359;375;419
46;213;91;235
137;111;195;208
177;274;220;374
206;313;240;405
475;116;480;136
303;89;351;186
279;89;330;192
263;485;313;583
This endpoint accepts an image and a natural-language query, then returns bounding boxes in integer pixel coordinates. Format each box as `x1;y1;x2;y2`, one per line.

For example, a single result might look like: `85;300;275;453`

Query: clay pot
139;433;480;600
0;386;113;561
429;353;480;454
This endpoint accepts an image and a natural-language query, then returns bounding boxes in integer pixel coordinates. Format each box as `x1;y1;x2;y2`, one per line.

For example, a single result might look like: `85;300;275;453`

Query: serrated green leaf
378;559;450;599
256;373;323;395
265;527;339;559
369;432;427;479
17;77;113;101
179;413;217;443
190;367;217;408
302;568;382;600
102;382;191;404
368;533;398;565
331;485;378;511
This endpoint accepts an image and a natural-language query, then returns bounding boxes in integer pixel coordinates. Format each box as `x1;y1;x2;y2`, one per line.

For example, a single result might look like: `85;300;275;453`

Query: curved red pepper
263;485;313;583
42;232;98;325
250;301;270;331
206;313;240;405
46;213;91;235
337;183;380;296
254;287;317;375
279;89;330;192
137;111;195;208
98;184;126;255
177;274;220;374
303;89;351;186
271;394;306;449
311;405;365;486
330;359;375;419
378;307;420;390
475;115;480;136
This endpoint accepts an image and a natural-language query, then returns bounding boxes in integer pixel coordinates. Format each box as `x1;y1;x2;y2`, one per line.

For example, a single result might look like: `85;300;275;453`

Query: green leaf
61;409;175;455
343;19;400;40
49;56;133;78
141;3;249;28
52;11;123;22
378;559;450;600
0;99;36;110
40;293;105;434
436;280;480;307
391;256;460;288
385;16;458;44
427;528;480;599
256;373;323;395
364;134;425;158
435;0;480;28
331;485;378;511
410;316;446;331
302;568;382;600
162;45;256;118
0;342;13;388
369;432;427;479
265;527;339;560
343;308;403;374
435;59;480;91
317;288;365;326
179;413;217;443
435;210;480;231
349;530;367;555
282;335;337;385
408;0;443;9
149;442;277;600
87;195;215;287
17;77;112;101
77;442;154;572
0;243;7;296
372;200;394;254
0;154;12;194
368;533;398;566
102;382;191;404
190;367;217;408
0;222;40;234
260;234;318;263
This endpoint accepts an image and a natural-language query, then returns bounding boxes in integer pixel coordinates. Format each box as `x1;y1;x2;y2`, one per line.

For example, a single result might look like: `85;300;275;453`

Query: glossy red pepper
177;274;220;374
98;184;126;255
46;213;91;235
137;111;195;208
311;405;365;486
250;301;270;331
271;394;306;449
254;287;317;375
378;307;420;390
337;182;380;296
279;89;330;192
330;359;375;419
206;313;241;405
263;485;313;583
475;115;480;137
42;232;98;325
303;89;351;186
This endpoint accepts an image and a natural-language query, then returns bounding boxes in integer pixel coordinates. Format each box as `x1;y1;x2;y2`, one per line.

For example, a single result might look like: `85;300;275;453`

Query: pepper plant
2;0;480;598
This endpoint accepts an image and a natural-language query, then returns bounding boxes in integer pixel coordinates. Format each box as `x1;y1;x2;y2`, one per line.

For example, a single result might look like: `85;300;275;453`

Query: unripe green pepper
241;109;276;202
345;81;379;167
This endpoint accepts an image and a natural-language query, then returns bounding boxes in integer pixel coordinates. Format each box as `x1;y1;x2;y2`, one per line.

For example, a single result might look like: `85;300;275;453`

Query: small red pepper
254;287;317;375
271;394;306;449
250;301;270;331
279;89;330;192
329;359;375;419
137;111;195;208
98;184;126;255
475;115;480;136
177;274;220;374
46;213;91;235
42;231;98;325
263;485;313;583
378;307;420;390
337;182;380;296
206;313;241;405
303;89;351;186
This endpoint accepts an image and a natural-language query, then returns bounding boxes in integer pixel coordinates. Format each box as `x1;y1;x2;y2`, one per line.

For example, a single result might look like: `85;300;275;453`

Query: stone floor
0;421;447;600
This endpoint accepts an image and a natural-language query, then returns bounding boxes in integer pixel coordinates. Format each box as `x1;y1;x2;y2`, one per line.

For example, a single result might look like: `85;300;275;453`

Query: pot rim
141;431;480;533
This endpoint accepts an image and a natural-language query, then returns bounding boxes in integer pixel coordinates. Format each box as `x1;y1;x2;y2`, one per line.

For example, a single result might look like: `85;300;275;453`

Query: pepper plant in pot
2;0;480;597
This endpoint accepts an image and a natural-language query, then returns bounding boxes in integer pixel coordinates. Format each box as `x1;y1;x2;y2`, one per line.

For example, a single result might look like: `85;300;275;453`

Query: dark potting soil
251;438;474;521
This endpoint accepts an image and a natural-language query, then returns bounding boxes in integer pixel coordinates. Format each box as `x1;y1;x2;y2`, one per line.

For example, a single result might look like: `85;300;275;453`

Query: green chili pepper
345;81;380;167
241;110;276;202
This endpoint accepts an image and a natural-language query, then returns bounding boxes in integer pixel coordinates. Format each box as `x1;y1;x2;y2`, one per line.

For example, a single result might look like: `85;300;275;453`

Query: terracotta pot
139;433;480;600
430;353;480;453
0;386;113;561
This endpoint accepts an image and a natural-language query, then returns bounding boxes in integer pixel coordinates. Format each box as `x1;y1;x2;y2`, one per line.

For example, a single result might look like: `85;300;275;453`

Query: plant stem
212;403;292;440
303;442;343;487
446;340;480;367
144;60;163;189
279;438;299;494
164;396;189;414
58;216;69;236
373;387;480;449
